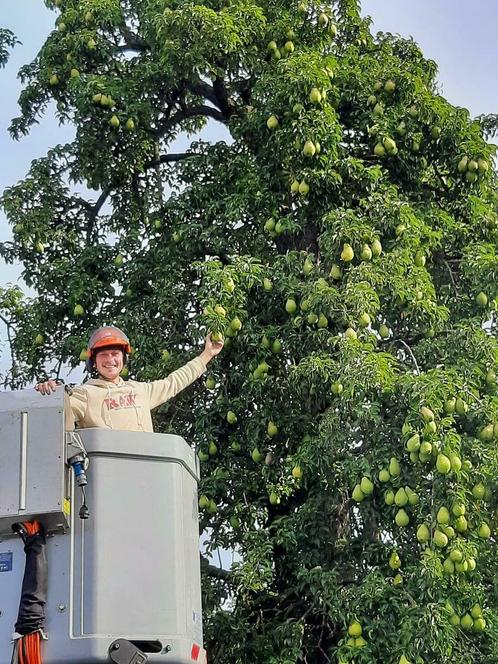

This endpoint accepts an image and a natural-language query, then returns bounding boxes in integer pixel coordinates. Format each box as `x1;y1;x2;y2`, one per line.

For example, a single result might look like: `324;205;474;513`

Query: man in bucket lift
10;326;221;664
35;325;223;431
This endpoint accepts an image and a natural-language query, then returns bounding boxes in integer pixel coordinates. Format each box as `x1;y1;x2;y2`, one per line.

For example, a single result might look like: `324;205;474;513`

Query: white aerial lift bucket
0;388;206;664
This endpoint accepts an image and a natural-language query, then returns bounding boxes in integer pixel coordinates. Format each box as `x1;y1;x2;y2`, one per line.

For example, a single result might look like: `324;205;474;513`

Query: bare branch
395;338;421;375
442;258;459;296
116;24;149;52
54;358;63;381
200;555;232;581
143;152;201;170
85;186;112;245
154;105;228;139
212;76;234;117
186;79;220;108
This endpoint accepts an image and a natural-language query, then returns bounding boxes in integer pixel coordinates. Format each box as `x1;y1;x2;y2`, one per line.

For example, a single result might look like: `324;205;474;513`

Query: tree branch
116;42;148;53
442;258;459;296
154;105;228;139
186;79;220;108
212;76;234;118
116;24;149;52
85;186;112;245
395;338;421;375
186;75;238;123
200;554;232;581
143;152;201;169
0;311;17;385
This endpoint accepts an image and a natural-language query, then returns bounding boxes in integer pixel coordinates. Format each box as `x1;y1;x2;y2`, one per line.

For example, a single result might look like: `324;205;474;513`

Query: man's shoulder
71;381;103;394
125;379;146;388
69;384;89;398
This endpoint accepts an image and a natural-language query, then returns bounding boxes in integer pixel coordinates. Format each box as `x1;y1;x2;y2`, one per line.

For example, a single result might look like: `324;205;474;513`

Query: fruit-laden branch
154;105;228;138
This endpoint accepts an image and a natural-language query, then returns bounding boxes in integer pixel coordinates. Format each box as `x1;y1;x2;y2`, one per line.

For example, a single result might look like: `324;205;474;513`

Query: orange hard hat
87;326;131;358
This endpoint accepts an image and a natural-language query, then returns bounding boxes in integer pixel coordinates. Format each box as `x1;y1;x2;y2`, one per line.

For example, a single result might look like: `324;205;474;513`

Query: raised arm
147;334;224;409
198;333;224;365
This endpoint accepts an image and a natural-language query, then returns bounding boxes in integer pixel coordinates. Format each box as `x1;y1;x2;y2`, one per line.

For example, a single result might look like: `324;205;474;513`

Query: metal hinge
108;639;148;664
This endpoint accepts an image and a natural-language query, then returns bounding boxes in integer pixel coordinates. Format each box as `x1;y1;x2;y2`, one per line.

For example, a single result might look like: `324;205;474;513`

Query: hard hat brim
88;337;131;356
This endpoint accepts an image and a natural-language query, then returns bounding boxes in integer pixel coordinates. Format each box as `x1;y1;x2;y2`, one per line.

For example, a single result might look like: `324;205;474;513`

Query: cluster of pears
290;177;310;196
88;92;135;131
352;475;374;503
345;620;367;650
407;405;491;539
261;333;283;355
446;601;486;631
284;288;329;329
204;303;242;344
266;72;333;198
263;216;286;237
367;78;396;117
478;419;498;441
403;405;466;471
344;621;411;662
416;501;485;575
457;155;489;184
373;135;398;158
366;79;399;157
352;458;418;526
367;77;481;170
198;440;220;461
265;26;299;62
337;237;382;265
379;458;419;528
388;550;403;585
198;493;218;514
317;12;338;36
251;312;285;380
352;398;495;549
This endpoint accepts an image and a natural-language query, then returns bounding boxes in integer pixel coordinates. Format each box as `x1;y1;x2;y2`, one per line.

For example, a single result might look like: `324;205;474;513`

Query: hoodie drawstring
131;387;144;430
104;384;113;429
83;378;144;430
101;382;142;430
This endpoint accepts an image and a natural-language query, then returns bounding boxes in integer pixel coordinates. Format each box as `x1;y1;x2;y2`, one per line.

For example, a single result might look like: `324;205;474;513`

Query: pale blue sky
362;0;498;116
0;1;497;370
0;4;74;286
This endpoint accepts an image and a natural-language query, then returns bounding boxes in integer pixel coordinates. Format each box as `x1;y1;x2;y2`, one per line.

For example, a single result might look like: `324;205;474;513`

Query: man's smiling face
94;347;124;383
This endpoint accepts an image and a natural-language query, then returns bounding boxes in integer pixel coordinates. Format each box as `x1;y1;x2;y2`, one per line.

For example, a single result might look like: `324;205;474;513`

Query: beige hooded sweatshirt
68;356;206;432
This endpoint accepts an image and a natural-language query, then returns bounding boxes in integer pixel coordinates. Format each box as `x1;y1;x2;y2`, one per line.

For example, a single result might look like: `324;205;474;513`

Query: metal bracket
108;639;148;664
